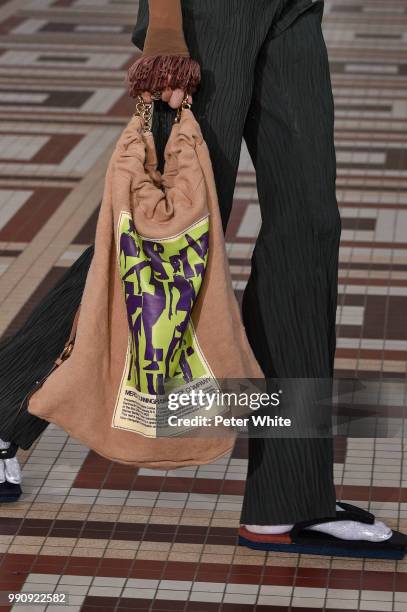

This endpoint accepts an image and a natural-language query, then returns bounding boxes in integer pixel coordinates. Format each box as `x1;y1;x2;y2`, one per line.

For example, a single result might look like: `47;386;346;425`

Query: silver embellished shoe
0;438;22;503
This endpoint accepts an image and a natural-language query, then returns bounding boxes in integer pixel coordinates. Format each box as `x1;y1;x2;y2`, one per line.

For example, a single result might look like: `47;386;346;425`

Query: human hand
141;85;192;109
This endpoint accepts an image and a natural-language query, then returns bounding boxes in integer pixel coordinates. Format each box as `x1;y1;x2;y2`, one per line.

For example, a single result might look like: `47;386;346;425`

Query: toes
307;520;393;542
369;521;392;541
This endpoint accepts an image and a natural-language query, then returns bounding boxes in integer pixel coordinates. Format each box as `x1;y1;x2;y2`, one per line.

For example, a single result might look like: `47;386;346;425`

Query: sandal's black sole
0;495;21;503
239;535;407;560
0;482;22;503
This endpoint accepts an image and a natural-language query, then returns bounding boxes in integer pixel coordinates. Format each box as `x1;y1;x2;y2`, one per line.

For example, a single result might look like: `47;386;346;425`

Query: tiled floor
0;0;407;610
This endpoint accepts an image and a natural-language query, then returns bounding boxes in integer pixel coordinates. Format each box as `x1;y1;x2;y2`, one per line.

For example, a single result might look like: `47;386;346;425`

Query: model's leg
240;1;339;526
0;241;93;501
0;244;94;447
240;3;391;542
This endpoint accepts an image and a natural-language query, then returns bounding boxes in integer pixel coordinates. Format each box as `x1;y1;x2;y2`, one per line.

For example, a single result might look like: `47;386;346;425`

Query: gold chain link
175;95;192;123
135;94;192;131
134;95;153;132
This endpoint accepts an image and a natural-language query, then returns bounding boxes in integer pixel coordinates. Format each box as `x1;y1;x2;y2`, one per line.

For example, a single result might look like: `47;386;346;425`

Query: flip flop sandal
0;442;22;503
238;502;407;560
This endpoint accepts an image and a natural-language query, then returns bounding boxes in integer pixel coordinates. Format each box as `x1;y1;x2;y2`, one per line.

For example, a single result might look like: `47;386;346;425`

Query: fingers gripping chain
134;94;192;132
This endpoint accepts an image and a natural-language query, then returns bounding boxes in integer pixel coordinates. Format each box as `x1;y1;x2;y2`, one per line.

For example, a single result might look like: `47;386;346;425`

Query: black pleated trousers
134;0;342;524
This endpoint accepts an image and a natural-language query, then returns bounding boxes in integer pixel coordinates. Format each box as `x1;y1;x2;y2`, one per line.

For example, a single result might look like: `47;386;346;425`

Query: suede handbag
26;98;263;468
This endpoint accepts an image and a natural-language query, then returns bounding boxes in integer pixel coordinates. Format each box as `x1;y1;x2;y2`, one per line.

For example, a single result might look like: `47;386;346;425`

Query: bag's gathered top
127;0;200;98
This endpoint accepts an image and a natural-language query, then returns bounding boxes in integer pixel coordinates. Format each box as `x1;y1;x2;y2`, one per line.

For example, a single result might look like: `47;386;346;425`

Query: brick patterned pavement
1;0;407;610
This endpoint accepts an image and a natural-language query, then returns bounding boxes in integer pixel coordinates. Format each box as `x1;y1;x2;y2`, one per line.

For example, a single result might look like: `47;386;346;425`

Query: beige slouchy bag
27;100;263;468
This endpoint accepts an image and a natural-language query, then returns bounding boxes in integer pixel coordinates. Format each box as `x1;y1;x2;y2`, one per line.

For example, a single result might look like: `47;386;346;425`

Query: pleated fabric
0;246;94;448
0;0;340;523
239;2;341;524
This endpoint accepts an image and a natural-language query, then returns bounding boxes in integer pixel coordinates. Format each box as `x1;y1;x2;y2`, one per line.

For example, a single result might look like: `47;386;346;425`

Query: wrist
143;27;190;58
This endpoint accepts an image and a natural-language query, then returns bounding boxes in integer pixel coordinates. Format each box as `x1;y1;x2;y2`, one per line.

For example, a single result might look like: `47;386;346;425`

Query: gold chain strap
135;95;153;133
134;94;192;131
175;95;192;123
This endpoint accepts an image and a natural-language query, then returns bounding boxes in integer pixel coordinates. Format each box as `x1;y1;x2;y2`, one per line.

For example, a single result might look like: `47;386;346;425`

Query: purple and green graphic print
117;212;210;398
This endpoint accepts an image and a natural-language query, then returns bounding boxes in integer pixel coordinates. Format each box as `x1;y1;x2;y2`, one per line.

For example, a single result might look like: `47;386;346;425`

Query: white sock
0;438;22;485
4;458;22;485
306;504;392;542
245;524;294;535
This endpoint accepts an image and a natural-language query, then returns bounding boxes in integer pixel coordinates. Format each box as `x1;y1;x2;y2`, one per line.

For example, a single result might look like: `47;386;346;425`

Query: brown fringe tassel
127;54;201;97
